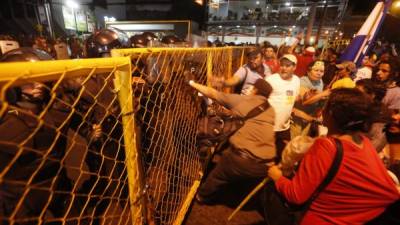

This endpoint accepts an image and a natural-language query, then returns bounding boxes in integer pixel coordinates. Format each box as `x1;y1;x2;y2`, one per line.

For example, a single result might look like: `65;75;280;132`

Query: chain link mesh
113;47;249;225
0;59;133;225
0;47;250;225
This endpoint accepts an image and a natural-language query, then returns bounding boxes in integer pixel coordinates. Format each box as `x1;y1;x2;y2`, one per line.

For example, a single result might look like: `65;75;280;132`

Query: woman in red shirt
268;88;400;225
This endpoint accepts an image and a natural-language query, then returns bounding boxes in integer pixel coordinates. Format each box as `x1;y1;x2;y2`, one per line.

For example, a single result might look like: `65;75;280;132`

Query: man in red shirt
263;45;280;74
294;46;315;77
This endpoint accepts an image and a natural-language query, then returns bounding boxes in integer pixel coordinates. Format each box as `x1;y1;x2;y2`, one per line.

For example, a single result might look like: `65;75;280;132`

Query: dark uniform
0;48;73;225
75;29;130;224
0;98;72;224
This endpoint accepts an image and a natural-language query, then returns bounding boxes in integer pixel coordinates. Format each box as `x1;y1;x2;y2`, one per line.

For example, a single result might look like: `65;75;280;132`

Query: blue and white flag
340;0;391;65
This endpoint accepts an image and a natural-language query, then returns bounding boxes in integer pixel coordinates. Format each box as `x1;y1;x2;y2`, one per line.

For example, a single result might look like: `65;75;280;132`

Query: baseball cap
280;54;297;65
336;61;357;73
305;46;316;54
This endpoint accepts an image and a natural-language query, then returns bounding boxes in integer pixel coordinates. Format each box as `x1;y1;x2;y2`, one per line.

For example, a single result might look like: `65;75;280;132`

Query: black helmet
0;47;52;105
141;32;157;41
0;47;53;62
161;35;182;45
130;34;148;48
85;27;130;58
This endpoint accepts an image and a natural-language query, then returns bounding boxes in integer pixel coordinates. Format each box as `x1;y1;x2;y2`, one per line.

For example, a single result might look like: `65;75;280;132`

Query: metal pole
305;1;317;46
221;26;225;43
73;9;78;35
44;0;55;39
255;25;261;44
316;2;328;46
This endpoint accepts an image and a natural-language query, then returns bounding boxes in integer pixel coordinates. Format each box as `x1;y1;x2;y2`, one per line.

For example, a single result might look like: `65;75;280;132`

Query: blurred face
279;58;296;80
361;56;369;66
247;53;263;70
329;54;337;63
380;53;390;62
337;66;350;78
264;47;275;59
21;82;46;101
308;61;325;81
376;63;391;81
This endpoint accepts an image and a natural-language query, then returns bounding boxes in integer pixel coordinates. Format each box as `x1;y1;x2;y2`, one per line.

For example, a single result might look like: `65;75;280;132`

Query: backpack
197;101;270;147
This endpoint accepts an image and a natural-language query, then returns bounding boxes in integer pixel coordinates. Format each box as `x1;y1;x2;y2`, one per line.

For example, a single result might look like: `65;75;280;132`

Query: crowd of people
0;27;400;225
194;36;400;224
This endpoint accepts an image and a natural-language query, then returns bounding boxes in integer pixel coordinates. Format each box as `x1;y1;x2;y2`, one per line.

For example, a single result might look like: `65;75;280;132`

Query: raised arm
223;75;242;87
189;80;219;100
288;32;304;54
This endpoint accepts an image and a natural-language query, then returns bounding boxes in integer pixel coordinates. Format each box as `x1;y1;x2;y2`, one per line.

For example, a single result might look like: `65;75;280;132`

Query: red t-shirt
294;54;314;77
264;59;280;74
276;137;400;225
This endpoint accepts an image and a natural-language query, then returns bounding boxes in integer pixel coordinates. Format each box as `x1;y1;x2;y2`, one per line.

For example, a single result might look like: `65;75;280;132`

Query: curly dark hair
324;88;374;133
355;79;387;102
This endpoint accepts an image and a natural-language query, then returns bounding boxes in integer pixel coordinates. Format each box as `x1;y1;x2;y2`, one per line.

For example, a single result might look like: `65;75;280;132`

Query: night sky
349;0;381;15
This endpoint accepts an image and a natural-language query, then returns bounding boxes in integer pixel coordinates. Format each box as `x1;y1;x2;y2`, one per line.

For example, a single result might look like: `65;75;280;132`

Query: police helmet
161;35;183;45
0;47;53;62
141;32;157;41
130;34;148;48
0;47;53;104
85;27;130;58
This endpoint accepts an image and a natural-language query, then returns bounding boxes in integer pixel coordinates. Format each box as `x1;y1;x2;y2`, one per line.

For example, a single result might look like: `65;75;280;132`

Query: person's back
298;137;399;225
268;88;400;225
222;94;275;159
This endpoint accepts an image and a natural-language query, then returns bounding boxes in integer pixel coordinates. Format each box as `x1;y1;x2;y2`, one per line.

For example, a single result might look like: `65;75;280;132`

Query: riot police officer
85;27;130;58
0;48;73;224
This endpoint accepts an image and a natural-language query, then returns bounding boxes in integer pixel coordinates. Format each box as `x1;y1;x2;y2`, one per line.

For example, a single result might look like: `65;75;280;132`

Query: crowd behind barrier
0;28;400;225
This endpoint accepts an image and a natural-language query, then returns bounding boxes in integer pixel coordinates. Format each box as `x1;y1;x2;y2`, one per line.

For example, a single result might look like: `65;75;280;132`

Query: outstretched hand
210;76;225;89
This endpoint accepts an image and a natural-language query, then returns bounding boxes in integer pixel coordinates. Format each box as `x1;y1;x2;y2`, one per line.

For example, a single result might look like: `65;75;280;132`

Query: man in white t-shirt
217;48;271;95
266;54;300;161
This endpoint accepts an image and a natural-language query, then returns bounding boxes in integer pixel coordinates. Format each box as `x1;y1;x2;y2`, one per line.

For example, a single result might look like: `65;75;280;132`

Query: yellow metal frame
111;46;251;225
0;47;251;225
0;57;131;84
0;56;146;224
111;46;249;56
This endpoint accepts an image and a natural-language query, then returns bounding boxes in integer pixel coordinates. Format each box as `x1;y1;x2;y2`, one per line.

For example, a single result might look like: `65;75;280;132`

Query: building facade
206;0;349;46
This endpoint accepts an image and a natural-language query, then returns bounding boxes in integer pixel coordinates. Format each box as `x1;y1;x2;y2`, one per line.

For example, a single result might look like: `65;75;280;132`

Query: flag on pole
339;0;392;65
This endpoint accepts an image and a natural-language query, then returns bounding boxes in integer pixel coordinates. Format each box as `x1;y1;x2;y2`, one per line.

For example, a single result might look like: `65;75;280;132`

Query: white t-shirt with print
266;73;300;131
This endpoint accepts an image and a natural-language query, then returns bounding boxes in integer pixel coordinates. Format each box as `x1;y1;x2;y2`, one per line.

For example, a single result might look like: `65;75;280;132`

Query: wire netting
112;47;249;225
0;47;250;225
0;59;134;225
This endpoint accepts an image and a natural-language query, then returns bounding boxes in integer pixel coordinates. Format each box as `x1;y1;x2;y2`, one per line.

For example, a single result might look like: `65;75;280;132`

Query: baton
228;177;270;221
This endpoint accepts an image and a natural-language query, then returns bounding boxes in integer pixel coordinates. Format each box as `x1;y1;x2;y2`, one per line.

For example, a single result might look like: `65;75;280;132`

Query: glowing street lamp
66;0;79;9
65;0;79;34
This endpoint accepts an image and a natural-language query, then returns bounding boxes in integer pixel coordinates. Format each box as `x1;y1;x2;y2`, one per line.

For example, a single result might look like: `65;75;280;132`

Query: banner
340;0;392;65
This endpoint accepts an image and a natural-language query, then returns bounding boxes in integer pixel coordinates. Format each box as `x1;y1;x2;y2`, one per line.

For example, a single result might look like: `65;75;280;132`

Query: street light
66;0;79;34
66;0;79;9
